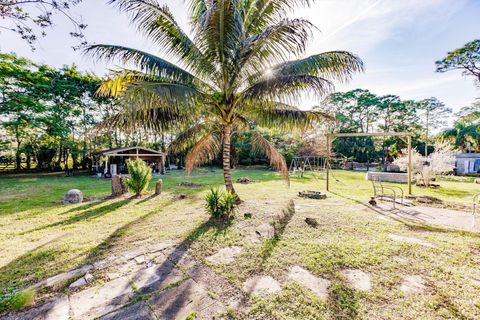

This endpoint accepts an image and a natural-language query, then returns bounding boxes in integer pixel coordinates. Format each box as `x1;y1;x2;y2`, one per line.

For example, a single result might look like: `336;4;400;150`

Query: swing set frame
325;132;413;195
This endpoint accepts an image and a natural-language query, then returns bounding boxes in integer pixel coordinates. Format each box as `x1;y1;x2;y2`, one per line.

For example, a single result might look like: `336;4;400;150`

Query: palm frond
241;74;334;103
185;133;221;174
84;44;197;83
245;102;334;131
168;122;211;153
108;0;216;78
251;132;289;184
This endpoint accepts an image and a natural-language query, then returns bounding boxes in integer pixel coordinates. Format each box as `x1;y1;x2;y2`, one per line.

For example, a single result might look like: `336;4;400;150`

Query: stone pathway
287;266;330;299
388;233;436;248
6;240;246;320
341;269;372;292
243;275;281;296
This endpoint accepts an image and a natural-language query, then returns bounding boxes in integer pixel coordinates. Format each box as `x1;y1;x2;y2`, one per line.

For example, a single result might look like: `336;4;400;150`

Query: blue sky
1;0;479;114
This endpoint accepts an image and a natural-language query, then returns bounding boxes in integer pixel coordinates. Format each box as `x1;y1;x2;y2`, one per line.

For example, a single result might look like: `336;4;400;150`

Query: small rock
305;217;319;228
243;275;281;296
155;179;163;195
475;178;480;184
400;275;426;294
341;269;371;292
62;189;83;204
84;273;94;283
69;277;87;288
206;247;243;264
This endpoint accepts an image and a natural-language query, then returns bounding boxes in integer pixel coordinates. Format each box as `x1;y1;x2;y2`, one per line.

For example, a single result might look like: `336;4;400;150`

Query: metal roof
98;146;165;156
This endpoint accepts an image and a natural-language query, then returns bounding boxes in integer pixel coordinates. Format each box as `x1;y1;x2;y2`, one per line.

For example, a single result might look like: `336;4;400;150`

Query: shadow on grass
260;199;296;265
328;282;361;320
24;198;131;234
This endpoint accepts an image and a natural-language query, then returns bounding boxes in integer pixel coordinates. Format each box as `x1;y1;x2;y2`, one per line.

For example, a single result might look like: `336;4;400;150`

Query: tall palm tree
86;0;364;199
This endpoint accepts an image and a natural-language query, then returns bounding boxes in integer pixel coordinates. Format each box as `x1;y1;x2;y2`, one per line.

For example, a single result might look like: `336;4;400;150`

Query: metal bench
371;178;404;209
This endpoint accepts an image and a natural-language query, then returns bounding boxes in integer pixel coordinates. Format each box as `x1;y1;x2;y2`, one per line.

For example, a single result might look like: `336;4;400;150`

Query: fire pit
298;190;327;199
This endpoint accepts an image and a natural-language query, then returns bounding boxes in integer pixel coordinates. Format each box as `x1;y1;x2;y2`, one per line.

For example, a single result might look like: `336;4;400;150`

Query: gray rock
243;275;281;296
206;246;243;264
287;266;330;299
62;189;83;204
131;261;185;294
69;277;87;288
341;269;371;292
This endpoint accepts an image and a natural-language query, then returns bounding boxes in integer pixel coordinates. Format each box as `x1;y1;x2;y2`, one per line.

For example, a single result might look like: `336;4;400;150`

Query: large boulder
63;189;83;204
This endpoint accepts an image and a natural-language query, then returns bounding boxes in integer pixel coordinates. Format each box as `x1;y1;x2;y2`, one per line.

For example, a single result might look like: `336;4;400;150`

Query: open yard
1;169;480;319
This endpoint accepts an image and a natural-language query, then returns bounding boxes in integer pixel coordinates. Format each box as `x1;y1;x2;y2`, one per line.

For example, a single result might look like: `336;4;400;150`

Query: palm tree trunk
222;124;238;199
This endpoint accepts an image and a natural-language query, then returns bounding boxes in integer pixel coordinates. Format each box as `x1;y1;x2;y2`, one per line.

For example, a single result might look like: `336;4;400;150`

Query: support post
104;156;109;175
407;135;412;195
326;135;330;192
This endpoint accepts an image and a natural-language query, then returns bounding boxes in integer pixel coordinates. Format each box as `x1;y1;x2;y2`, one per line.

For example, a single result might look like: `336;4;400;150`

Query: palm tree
86;0;364;200
443;121;480;152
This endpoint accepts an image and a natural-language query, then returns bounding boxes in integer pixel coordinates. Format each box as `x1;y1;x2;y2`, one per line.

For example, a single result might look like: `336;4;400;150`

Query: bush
0;287;35;313
124;159;152;196
205;188;237;219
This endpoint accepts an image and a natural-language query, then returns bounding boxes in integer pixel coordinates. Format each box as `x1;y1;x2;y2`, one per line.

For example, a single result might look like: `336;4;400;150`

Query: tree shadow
24;199;131;234
328;282;361;320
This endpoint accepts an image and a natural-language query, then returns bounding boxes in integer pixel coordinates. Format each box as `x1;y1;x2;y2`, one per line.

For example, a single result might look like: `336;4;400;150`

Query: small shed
455;153;480;174
93;146;166;176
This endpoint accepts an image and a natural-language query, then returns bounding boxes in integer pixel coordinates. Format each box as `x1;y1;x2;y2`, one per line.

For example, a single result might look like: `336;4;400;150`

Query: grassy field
1;168;479;319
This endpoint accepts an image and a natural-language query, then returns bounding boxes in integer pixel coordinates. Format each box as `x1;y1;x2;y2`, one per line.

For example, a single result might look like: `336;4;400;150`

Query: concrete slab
132;261;185;294
287;266;330;299
99;301;155;320
70;276;134;319
206;246;243;264
341;269;371;292
243;275;281;296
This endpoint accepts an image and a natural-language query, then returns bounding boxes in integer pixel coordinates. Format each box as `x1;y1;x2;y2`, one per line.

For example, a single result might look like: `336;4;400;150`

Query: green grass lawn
1;168;479;319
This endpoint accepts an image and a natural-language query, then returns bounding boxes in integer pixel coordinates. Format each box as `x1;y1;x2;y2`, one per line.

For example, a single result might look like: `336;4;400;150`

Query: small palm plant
125;159;152;196
205;188;237;219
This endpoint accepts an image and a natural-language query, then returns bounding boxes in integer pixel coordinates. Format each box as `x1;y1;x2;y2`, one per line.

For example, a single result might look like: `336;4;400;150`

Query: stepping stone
400;275;426;294
243;275;281;296
5;295;69;320
99;301;155;320
148;278;224;320
206;246;243;264
388;233;435;248
341;269;371;292
70;275;134;319
134;255;146;264
131;261;185;294
287;266;330;299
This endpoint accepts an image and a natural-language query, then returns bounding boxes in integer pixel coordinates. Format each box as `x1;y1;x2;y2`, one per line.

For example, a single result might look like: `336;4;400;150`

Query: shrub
205;188;237;219
0;287;36;313
124;159;152;196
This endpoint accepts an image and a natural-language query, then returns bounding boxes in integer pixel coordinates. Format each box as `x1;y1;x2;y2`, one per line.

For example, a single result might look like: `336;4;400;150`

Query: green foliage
0;287;36;313
184;311;197;320
436;39;480;85
204;188;237;219
124;159;152;196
